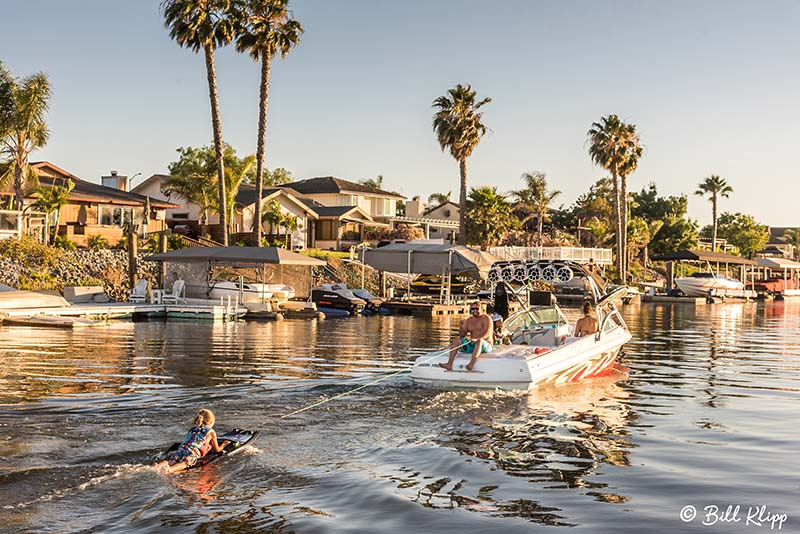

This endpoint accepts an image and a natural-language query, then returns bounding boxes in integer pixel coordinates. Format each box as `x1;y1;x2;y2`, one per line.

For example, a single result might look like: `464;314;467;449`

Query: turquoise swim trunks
461;337;493;354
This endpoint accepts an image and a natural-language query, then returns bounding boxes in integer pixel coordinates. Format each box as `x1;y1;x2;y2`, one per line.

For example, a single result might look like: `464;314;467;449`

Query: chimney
101;170;128;191
406;197;422;218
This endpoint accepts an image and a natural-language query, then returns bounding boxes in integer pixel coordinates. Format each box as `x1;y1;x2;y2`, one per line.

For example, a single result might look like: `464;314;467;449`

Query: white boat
208;281;295;303
410;261;632;391
675;272;743;297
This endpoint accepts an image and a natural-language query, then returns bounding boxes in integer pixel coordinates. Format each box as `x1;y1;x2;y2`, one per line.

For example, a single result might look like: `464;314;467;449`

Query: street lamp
128;172;142;191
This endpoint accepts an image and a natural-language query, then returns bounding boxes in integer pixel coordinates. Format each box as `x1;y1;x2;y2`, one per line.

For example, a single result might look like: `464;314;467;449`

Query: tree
233;0;303;247
359;174;383;190
557;178;615;247
512;171;561;246
260;199;296;248
162;0;235;244
713;212;768;258
630;183;698;256
465;186;517;249
32;179;74;245
427;191;451;206
432;84;491;245
0;62;51;209
587;115;643;282
784;228;800;260
695;174;733;252
165;143;254;237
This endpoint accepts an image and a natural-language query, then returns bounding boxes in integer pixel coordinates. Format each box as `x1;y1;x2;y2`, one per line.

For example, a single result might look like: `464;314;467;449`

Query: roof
768;226;800;245
234;185;284;207
144;246;326;266
423;201;459;216
31;162;178;209
390;215;460;228
361;242;499;278
650;249;757;266
283;176;405;199
756;257;800;270
131;174;170;194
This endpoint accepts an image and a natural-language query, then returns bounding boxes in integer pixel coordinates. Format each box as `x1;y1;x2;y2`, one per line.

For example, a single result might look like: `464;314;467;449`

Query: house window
172;213;189;220
444;209;451;218
100;206;134;227
316;220;337;240
341;222;360;241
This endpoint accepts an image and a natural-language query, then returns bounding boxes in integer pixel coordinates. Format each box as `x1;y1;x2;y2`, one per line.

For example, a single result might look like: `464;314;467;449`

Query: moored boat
675;272;743;297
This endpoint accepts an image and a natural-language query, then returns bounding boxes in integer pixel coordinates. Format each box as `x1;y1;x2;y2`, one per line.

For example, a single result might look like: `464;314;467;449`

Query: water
1;302;799;533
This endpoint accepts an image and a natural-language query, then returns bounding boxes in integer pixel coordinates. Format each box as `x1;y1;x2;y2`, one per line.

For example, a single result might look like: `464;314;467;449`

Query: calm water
1;302;799;533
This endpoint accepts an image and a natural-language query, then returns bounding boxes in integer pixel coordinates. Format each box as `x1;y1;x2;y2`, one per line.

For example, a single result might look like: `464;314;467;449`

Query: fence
489;246;613;265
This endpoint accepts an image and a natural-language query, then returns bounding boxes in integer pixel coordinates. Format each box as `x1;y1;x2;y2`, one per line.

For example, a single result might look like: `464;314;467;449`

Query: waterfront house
31;162;177;247
390;198;460;242
765;226;799;259
281;176;404;222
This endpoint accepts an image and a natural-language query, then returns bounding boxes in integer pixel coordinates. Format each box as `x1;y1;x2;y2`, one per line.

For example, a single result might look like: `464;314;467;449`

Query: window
99;206;134;227
172;212;189;220
316;220;337;240
341;222;360;241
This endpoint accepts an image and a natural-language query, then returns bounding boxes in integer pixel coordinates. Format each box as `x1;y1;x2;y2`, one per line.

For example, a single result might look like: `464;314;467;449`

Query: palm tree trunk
611;170;623;281
711;195;718;252
621;174;628;282
458;159;468;246
253;55;271;247
204;43;228;246
537;209;544;246
13;157;25;211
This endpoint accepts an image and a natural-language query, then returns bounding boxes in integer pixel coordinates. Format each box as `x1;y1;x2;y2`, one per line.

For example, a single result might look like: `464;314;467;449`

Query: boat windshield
503;305;568;332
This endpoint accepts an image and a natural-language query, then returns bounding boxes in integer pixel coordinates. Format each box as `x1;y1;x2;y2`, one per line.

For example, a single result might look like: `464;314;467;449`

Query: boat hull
675;277;743;297
410;327;631;391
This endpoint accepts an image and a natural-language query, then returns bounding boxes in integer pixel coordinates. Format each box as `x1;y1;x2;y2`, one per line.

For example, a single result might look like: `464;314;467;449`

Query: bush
167;234;185;251
0;235;63;266
88;234;109;251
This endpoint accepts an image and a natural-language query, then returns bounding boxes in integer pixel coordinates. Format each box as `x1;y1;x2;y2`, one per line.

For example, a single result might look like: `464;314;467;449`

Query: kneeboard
158;429;259;469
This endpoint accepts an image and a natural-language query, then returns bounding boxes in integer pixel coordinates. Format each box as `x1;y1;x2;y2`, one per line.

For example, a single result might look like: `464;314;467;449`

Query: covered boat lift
651;249;757;291
144;246;326;302
360;242;499;305
754;257;800;298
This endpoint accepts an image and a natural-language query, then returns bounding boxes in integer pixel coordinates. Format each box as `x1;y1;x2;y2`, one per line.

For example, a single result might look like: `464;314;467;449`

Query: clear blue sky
3;0;799;225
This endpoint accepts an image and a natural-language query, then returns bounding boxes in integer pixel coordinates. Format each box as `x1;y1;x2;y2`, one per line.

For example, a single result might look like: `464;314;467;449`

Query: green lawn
300;249;350;260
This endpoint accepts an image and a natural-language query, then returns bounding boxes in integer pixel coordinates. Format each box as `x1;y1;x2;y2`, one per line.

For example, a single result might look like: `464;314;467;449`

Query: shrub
167;234;185;251
88;234;109;251
0;235;62;266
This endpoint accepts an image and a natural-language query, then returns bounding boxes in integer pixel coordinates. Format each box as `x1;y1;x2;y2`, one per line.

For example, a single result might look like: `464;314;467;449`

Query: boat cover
360;243;499;279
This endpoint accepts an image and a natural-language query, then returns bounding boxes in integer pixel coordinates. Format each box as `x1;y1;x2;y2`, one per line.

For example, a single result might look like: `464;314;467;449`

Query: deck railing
489;246;613;265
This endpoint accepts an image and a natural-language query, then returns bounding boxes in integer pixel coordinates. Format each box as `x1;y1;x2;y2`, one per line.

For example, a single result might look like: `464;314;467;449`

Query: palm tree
0;62;51;210
432;84;491;246
587;115;643;282
216;149;255;234
162;0;235;245
695;175;733;252
465;186;517;249
784;228;800;261
233;0;303;247
513;171;561;246
32;179;74;245
427;191;451;206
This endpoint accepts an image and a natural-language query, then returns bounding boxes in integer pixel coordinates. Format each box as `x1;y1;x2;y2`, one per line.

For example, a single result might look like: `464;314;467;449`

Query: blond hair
194;409;215;428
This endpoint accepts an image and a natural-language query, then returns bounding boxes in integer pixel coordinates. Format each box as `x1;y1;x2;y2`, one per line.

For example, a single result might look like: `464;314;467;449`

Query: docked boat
351;288;383;313
208;281;295;303
310;283;366;315
410;261;632;391
675;272;744;297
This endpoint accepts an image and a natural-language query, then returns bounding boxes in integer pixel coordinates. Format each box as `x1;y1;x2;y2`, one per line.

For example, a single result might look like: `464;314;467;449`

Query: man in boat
439;302;494;372
575;301;599;337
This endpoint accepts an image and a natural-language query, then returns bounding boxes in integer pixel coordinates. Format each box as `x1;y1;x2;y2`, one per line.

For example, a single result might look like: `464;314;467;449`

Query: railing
489;246;613;265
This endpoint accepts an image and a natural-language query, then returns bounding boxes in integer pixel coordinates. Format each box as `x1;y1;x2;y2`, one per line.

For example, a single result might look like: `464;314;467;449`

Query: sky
2;0;799;225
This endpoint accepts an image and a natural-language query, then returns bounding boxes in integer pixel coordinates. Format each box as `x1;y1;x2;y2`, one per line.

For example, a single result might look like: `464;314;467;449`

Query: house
389;198;460;242
766;226;799;258
30;162;178;247
234;185;319;249
281;176;405;224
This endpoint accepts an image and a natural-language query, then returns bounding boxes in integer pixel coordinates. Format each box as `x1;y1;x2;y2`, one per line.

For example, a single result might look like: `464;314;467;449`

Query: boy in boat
155;409;230;474
575;301;599;337
439;302;493;372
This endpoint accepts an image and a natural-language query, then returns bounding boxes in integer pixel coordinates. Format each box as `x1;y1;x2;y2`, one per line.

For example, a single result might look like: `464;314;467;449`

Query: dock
0;299;247;323
382;300;473;317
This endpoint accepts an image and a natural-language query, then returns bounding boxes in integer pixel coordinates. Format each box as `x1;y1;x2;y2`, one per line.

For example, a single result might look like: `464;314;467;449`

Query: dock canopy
361;243;499;279
756;257;800;271
651;249;756;266
145;246;326;266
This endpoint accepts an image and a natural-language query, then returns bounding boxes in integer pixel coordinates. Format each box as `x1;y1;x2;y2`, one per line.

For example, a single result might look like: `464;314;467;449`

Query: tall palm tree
432;84;491;246
32;179;74;245
694;175;733;252
465;186;517;249
784;228;800;261
587;115;642;282
162;0;235;245
0;62;51;210
233;0;303;247
513;171;561;246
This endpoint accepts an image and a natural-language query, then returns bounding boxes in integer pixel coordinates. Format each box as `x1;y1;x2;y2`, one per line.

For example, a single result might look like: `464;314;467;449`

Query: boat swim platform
0;299;247;322
382;300;475;317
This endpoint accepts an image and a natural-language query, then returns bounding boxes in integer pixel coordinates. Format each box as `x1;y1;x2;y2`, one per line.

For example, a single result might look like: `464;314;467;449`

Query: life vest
181;425;211;455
